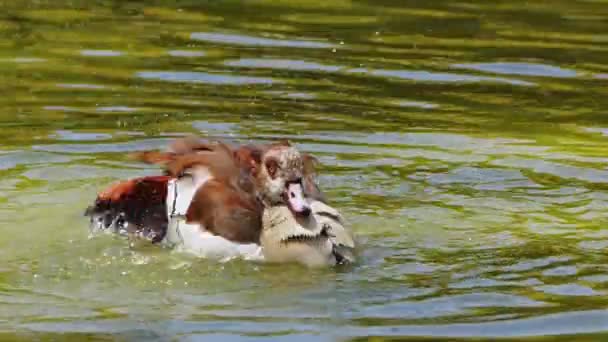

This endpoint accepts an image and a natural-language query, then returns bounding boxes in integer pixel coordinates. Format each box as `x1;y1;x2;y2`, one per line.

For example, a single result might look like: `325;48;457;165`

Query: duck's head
252;141;312;218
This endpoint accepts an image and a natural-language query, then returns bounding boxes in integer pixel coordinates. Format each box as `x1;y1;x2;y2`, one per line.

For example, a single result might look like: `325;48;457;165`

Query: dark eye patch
265;158;279;179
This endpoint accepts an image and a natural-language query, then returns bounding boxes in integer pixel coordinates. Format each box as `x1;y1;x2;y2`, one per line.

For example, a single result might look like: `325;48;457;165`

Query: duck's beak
284;181;311;217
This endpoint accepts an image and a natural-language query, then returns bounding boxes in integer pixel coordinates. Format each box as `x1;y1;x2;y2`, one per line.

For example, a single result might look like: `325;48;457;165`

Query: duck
84;136;356;267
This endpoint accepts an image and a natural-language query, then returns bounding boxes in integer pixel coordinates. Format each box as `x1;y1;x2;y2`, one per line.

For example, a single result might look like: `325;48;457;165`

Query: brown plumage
131;136;325;202
88;136;322;244
171;141;263;243
85;135;356;266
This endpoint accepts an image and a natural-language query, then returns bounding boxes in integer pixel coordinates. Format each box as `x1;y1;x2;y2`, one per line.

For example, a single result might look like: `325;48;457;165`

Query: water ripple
32;139;171;154
345;309;608;338
0;151;77;170
452;62;579;78
535;284;598;296
136;71;278;85
190;32;335;49
168;50;206;57
56;83;106;90
225;57;535;85
356;293;548;319
80;50;123;57
491;157;608;183
3;0;608;340
347;68;535;86
51;130;113;141
225;58;342;72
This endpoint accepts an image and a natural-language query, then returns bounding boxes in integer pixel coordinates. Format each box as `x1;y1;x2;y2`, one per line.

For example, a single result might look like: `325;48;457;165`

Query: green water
1;0;608;340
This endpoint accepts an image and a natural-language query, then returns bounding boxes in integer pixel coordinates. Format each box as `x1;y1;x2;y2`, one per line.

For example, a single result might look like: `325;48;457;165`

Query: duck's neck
256;192;279;209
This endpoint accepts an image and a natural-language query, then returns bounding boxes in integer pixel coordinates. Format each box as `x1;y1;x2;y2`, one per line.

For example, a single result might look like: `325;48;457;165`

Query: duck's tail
84;176;172;243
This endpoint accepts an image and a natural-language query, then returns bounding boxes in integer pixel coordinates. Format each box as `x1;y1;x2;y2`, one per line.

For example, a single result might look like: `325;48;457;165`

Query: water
1;0;608;340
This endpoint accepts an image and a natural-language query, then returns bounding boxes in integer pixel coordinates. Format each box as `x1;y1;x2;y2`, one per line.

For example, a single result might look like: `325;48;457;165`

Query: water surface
1;0;608;340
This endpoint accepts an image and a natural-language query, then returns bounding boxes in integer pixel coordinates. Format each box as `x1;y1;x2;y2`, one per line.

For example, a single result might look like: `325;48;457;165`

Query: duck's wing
169;135;215;154
129;136;217;169
153;141;263;244
310;201;355;248
185;178;263;244
310;201;356;264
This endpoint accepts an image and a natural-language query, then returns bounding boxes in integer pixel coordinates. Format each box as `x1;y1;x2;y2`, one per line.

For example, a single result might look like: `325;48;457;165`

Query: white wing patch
169;221;263;261
163;167;263;261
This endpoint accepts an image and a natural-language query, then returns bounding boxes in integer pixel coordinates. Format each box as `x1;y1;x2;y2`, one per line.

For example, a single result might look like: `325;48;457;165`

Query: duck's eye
265;158;279;179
